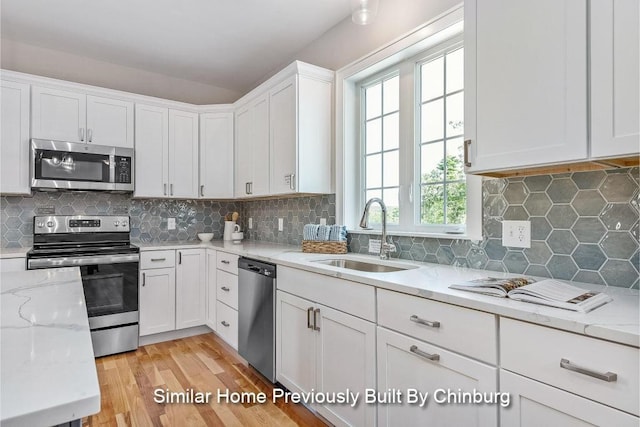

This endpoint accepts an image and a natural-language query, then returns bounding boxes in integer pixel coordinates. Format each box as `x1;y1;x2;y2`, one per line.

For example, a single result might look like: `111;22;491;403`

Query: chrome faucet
359;197;397;260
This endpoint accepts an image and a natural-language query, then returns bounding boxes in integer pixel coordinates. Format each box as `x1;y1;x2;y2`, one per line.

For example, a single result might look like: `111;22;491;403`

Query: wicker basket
302;240;348;254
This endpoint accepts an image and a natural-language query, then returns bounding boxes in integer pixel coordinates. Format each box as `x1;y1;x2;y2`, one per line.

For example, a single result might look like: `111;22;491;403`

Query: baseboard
139;325;213;346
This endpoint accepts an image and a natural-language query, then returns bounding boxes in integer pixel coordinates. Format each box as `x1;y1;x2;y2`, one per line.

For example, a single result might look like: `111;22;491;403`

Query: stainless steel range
27;215;140;357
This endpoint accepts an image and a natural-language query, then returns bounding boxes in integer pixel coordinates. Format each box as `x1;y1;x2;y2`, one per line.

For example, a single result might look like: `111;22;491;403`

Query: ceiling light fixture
351;0;379;25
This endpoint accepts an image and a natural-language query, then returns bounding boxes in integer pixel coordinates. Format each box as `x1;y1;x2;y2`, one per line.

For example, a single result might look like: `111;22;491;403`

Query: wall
0;39;241;104
0;192;241;247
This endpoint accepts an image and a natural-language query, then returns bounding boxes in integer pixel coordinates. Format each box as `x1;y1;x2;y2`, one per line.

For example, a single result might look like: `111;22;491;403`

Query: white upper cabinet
134;104;169;198
85;95;134;148
168;109;199;198
465;0;588;173
1;79;30;195
590;0;639;159
269;77;297;194
200;111;234;198
32;86;86;143
31;86;133;147
234;94;269;197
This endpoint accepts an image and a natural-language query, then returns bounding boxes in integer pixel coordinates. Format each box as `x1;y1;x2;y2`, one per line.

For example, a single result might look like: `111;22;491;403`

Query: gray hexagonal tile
547;230;578;254
483;217;502;239
467;248;489;269
524;241;552;264
571;190;606;216
524;193;552;216
572;218;607;243
600;203;638;230
600;260;638;287
436;246;455;264
600;174;637;202
485;195;507;217
630;250;638;272
451;240;472;257
503;206;529;220
573;270;606;286
572;244;607;270
410;243;427;262
546;205;578;229
530;217;552;240
484;179;507;195
546;255;578;280
485;260;506;272
600;231;638;259
503;182;528;204
571;170;605;190
504;251;528;273
524;265;551;278
484;239;507;260
523;175;552;192
546;179;578;203
423;238;440;254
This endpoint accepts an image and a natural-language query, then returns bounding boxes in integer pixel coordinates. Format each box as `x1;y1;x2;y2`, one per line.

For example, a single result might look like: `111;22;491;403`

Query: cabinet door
134;104;169;198
501;370;639;427
200;112;234;198
234;105;253;197
465;0;588;173
175;249;206;329
1;80;30;194
316;304;376;427
377;327;498;427
0;258;26;273
276;291;316;394
168;109;199;198
590;0;639;158
251;95;270;196
139;268;176;336
31;86;86;142
206;250;217;331
86;95;134;148
270;76;297;195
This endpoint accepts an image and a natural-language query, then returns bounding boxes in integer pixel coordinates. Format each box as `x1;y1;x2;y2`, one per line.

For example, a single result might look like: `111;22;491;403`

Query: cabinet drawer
377;288;497;364
216;301;238;350
501;318;639;415
217;251;239;275
140;250;175;269
216;269;238;310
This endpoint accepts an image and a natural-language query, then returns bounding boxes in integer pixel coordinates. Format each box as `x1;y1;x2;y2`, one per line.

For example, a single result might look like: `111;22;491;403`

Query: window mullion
397;61;414;229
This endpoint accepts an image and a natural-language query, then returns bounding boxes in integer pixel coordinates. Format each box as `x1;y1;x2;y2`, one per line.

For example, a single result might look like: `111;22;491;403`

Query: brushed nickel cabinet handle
410;315;440;328
178;251;182;264
464;139;472;167
150;258;166;262
313;308;320;331
245;182;250;195
288;173;295;190
142;272;146;286
307;307;314;329
221;286;230;292
221;321;230;327
164;183;167;195
170;183;174;196
560;358;617;382
79;128;85;142
87;128;93;142
220;260;230;264
410;345;440;361
200;185;204;197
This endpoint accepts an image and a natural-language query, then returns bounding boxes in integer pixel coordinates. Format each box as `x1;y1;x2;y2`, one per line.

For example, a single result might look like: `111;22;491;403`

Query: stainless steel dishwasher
238;257;276;382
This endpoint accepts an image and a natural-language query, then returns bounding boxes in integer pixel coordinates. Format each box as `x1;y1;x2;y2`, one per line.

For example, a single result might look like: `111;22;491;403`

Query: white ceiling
0;0;352;93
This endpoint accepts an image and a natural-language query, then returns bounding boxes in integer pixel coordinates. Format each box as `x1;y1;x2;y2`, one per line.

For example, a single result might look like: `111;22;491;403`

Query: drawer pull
410;345;440;361
560;358;617;382
150;258;166;262
221;286;230;292
221;321;230;327
221;260;230;264
410;315;441;328
307;307;314;329
313;308;321;331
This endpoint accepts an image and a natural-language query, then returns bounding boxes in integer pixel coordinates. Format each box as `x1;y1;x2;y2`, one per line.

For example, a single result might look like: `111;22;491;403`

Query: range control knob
46;221;54;227
114;221;120;227
121;221;128;227
37;221;45;228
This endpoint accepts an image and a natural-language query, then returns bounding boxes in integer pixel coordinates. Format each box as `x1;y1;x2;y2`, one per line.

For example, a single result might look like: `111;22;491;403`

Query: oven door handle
28;254;140;269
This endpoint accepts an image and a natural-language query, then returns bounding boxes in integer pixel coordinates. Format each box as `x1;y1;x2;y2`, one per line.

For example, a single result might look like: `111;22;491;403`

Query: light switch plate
248;218;253;229
278;218;284;232
368;239;381;254
167;218;176;230
502;220;531;248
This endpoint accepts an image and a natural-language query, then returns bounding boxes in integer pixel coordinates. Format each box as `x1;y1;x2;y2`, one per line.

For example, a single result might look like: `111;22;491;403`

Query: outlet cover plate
167;218;176;230
502;220;531;248
278;218;284;232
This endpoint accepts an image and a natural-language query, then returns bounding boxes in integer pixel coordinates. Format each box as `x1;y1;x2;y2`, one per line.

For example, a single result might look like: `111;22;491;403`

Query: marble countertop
0;267;100;426
137;239;640;347
0;247;30;259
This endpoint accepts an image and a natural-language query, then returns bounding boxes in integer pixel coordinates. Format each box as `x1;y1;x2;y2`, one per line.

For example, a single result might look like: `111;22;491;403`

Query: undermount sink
312;258;418;273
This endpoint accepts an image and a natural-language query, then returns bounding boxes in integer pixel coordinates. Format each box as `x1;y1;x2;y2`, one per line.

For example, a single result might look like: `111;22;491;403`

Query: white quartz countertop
0;267;101;427
0;247;30;259
138;240;640;347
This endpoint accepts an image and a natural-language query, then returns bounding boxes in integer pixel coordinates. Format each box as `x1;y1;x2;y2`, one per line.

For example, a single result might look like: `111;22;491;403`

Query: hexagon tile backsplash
1;168;638;288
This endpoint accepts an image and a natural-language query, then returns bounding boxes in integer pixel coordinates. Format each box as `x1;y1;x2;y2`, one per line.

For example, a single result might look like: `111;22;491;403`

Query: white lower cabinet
140;267;176;336
500;370;638;427
216;300;238;349
213;250;239;349
376;327;498;427
175;249;206;329
276;290;376;427
0;257;26;273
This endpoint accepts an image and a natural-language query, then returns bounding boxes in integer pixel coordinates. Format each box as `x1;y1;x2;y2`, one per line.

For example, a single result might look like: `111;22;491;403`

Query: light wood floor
83;333;328;427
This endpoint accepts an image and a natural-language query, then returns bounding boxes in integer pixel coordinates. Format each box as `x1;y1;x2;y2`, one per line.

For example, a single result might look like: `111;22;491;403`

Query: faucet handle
382;241;397;253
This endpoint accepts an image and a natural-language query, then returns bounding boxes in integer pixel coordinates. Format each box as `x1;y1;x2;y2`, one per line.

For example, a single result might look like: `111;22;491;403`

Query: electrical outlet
368;239;381;253
248;218;253;229
502;220;531;248
278;218;284;232
167;218;176;230
319;218;327;226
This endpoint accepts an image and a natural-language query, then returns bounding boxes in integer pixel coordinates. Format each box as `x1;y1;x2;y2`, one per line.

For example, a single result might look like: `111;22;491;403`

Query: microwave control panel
114;156;132;183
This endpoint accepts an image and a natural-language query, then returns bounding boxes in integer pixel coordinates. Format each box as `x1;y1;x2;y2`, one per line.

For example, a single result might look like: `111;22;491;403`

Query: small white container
197;233;214;242
231;231;244;243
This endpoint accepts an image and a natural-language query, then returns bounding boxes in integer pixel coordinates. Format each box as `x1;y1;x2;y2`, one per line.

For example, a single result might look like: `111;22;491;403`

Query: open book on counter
449;277;612;313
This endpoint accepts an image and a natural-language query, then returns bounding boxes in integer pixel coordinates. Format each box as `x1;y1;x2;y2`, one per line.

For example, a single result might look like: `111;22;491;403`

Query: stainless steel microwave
31;139;134;192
